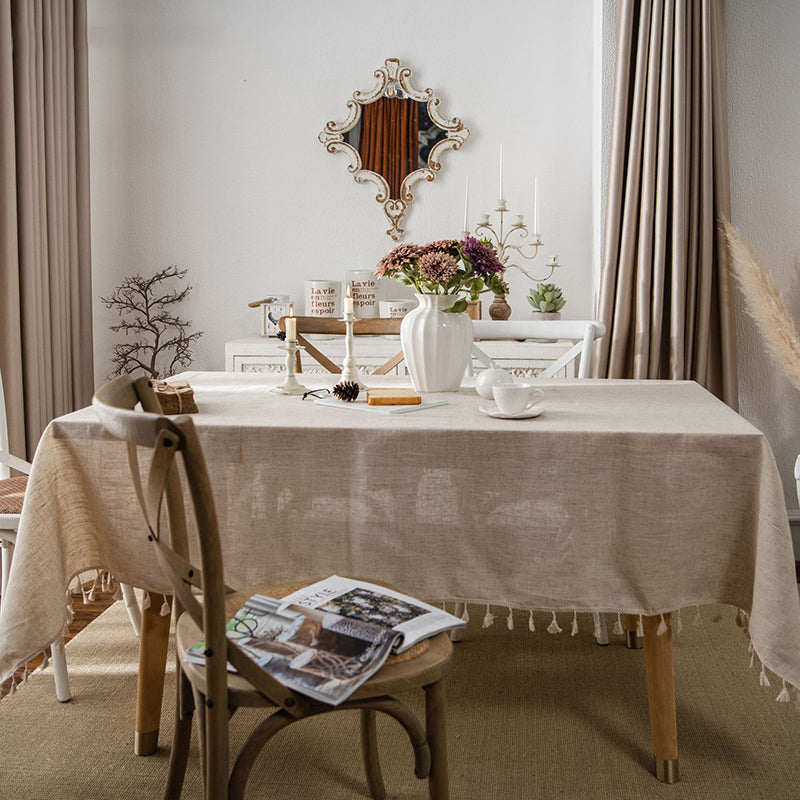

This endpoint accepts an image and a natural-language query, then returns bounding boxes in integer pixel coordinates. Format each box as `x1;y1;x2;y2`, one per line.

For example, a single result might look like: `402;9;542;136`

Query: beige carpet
2;602;800;800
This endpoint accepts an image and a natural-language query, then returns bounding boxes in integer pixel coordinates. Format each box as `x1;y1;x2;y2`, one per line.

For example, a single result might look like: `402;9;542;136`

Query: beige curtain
596;0;737;408
0;0;93;458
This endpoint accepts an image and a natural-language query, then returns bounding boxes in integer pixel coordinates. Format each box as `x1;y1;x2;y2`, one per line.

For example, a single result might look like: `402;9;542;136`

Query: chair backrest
0;371;31;480
471;319;607;379
92;375;310;789
278;316;404;375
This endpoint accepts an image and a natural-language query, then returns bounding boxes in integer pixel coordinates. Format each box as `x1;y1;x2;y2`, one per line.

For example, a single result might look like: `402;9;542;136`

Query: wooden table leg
623;613;642;649
135;593;172;756
642;613;679;783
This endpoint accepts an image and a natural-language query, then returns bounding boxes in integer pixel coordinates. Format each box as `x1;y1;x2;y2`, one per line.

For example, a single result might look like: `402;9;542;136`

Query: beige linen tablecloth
1;373;799;701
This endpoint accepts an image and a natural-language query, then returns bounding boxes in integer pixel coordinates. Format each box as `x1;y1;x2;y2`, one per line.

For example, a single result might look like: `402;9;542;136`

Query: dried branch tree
101;266;204;379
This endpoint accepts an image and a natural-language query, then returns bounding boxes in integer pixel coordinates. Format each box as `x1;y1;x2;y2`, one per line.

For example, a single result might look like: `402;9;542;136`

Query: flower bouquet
374;237;508;392
375;237;509;313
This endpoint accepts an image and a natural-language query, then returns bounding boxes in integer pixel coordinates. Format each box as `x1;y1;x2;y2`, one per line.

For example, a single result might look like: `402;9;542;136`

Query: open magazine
185;575;465;706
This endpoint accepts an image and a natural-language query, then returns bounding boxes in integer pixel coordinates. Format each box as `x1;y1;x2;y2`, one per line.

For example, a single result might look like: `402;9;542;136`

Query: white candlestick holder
339;312;366;388
270;339;309;395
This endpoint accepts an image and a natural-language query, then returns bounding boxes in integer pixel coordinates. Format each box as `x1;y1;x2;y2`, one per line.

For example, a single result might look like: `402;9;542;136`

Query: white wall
727;1;800;522
88;0;597;379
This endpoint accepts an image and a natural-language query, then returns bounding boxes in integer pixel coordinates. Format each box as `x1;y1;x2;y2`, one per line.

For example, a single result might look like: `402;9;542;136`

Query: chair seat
175;580;453;708
0;475;27;515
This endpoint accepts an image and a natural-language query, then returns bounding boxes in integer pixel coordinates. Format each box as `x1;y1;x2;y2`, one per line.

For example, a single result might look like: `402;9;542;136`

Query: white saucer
479;402;544;420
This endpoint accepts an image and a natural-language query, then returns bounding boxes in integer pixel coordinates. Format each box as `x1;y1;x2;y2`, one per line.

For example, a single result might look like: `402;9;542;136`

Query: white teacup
492;383;544;416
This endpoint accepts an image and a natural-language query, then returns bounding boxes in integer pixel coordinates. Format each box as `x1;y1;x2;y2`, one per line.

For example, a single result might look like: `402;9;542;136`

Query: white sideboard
225;336;575;378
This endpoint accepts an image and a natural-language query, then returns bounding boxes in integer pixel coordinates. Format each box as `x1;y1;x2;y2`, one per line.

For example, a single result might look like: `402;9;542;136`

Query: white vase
400;294;473;392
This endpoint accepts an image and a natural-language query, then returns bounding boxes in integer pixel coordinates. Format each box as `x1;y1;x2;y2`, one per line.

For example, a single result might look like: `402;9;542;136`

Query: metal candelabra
467;201;557;284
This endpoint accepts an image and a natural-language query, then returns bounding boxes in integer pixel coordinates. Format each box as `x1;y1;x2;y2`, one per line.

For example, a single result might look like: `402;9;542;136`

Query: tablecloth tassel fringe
8;678;16;695
112;584;123;602
759;663;771;687
693;605;702;625
460;605;470;624
22;664;28;684
506;608;514;631
636;616;644;638
143;591;151;611
482;605;494;628
39;651;49;670
656;614;667;636
748;642;756;670
572;611;579;637
528;611;535;632
677;609;683;633
592;614;600;640
612;613;624;636
160;598;170;617
547;612;562;635
776;679;791;703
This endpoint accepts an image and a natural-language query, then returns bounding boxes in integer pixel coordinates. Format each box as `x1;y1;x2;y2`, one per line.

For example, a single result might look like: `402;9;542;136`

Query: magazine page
188;594;401;706
281;575;465;653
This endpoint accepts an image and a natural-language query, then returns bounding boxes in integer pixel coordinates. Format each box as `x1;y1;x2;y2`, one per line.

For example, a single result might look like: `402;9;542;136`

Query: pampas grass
722;218;800;392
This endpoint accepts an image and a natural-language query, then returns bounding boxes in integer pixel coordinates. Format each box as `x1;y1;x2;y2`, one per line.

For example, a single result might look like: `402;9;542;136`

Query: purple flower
375;243;422;277
418;251;458;283
461;237;504;277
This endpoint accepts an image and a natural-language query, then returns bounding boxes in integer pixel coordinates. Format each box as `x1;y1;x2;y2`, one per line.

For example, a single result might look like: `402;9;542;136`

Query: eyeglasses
302;388;331;400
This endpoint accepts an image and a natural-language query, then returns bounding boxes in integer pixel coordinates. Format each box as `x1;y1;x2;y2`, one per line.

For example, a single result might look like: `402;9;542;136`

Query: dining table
1;371;799;783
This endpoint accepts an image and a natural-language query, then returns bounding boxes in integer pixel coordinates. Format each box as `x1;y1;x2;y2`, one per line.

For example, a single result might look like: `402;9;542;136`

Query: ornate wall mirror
319;58;470;240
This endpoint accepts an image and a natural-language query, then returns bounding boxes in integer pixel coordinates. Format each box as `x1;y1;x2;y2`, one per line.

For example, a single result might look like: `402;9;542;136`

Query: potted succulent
527;282;566;342
527;282;566;318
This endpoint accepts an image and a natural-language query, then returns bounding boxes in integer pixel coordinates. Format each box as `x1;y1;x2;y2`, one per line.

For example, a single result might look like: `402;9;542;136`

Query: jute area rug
2;601;799;800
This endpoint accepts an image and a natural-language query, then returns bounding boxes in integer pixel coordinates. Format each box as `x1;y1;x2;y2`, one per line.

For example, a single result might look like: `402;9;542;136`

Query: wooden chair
0;371;71;700
278;316;404;375
92;374;453;800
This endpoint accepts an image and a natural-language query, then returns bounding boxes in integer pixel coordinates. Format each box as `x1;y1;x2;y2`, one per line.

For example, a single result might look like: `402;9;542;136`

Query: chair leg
360;709;387;800
229;709;295;800
192;688;207;791
424;681;449;800
120;583;142;637
50;638;71;702
624;613;642;649
1;539;12;597
451;603;465;642
593;612;610;646
163;665;194;800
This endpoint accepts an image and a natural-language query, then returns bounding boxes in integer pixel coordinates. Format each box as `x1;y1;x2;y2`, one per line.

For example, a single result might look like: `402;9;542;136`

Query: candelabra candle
269;339;308;395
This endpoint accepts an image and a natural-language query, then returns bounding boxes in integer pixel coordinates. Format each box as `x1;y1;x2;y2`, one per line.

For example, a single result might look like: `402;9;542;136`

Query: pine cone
332;381;360;402
276;330;286;340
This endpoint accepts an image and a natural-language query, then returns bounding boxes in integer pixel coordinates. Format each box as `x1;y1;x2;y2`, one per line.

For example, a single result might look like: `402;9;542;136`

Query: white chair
457;319;610;644
0;372;71;700
0;371;142;701
471;319;607;379
795;455;800;507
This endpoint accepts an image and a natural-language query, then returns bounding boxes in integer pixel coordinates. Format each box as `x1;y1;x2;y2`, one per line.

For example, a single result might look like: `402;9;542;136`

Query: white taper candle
463;175;470;233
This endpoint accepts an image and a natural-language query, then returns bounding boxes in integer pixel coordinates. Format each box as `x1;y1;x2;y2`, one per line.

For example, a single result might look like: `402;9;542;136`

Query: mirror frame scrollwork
319;58;470;240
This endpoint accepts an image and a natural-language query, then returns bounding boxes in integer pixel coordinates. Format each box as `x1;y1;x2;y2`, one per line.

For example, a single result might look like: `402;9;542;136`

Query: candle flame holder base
270;341;309;395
